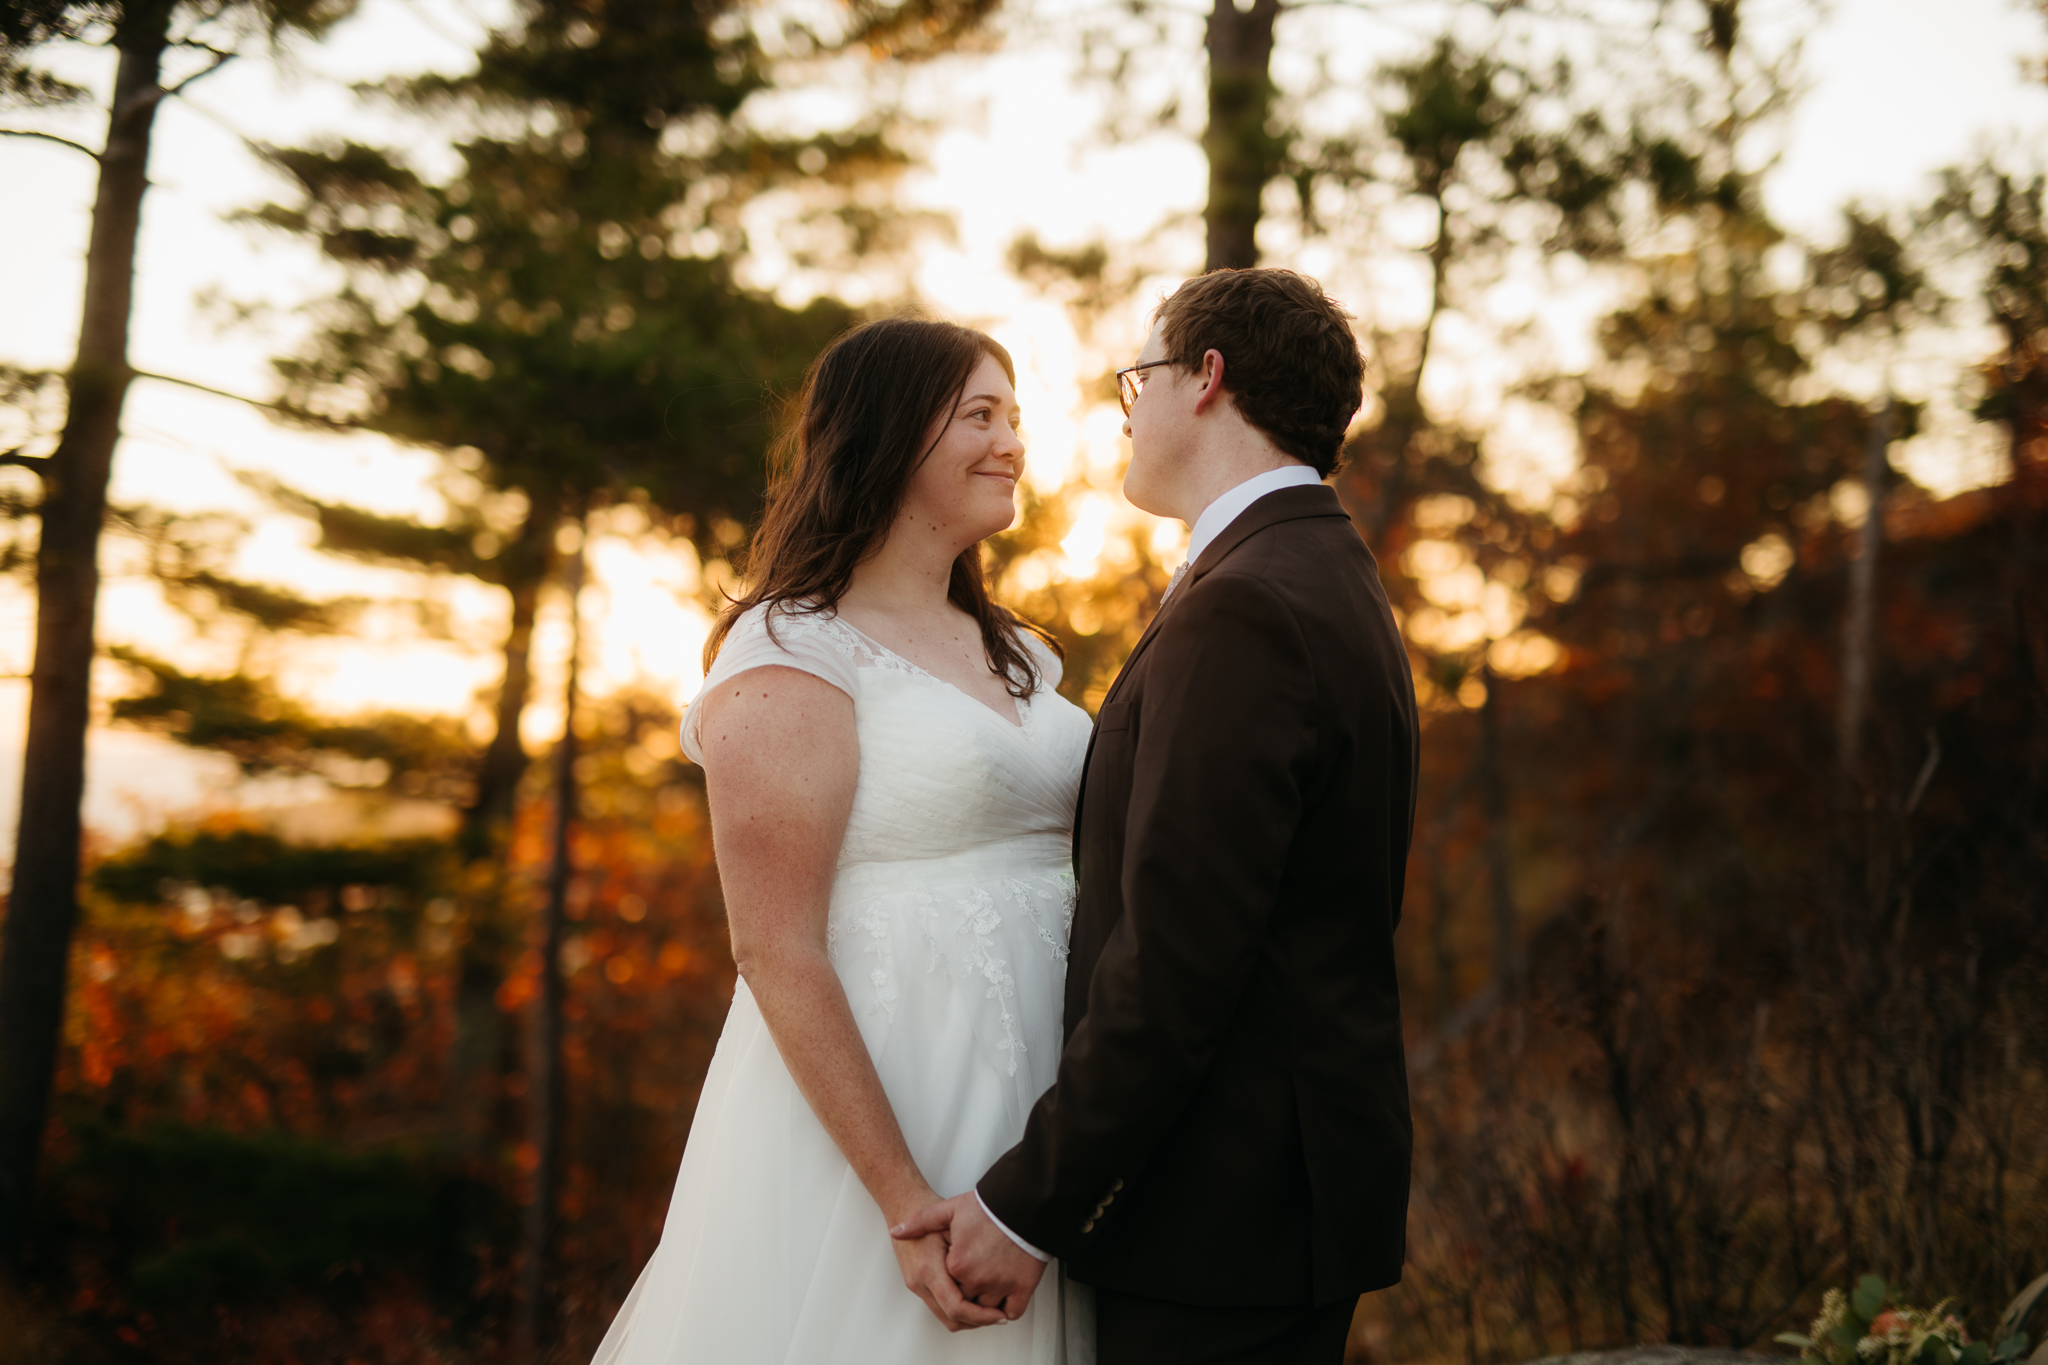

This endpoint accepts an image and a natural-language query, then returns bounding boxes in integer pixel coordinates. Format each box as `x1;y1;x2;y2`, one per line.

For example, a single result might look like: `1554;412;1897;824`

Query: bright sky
1;0;2044;846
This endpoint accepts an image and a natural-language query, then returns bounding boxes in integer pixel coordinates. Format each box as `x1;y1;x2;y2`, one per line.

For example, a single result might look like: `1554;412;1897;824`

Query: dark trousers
1095;1288;1356;1365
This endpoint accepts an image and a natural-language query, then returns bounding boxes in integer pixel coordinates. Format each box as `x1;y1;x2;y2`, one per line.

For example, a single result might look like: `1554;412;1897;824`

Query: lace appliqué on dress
826;870;1074;1078
773;606;1038;734
952;886;1025;1074
1006;874;1077;963
825;901;899;1020
770;608;921;679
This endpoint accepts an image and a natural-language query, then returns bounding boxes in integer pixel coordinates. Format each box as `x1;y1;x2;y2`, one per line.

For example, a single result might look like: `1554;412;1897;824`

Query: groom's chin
1121;468;1170;518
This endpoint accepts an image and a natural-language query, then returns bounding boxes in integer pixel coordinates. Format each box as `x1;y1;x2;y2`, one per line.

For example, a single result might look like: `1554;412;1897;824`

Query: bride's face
898;351;1026;549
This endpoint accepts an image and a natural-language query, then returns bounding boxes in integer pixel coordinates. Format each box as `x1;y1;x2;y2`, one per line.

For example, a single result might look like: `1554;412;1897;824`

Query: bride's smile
899;349;1028;548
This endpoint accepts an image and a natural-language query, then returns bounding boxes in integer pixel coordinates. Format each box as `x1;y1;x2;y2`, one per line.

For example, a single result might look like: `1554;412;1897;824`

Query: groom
895;268;1419;1364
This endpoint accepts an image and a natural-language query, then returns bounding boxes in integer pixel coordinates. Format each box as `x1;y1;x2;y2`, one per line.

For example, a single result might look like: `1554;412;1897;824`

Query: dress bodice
683;602;1093;871
683;601;1093;1083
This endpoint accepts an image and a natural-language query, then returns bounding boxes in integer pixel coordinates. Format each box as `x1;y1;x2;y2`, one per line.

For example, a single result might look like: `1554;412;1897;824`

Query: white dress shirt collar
1182;463;1324;570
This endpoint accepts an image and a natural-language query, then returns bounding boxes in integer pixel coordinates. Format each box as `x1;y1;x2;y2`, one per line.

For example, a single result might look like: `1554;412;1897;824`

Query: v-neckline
833;615;1027;731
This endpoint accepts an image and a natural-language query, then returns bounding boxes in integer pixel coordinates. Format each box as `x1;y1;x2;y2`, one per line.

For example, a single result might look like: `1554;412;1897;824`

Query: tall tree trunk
1837;397;1890;784
442;488;559;1160
514;532;580;1364
1347;192;1453;547
1478;661;1518;997
0;5;173;1265
460;489;561;861
1203;0;1283;271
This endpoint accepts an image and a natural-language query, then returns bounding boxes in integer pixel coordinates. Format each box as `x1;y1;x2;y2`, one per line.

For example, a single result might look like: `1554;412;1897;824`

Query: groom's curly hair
1154;269;1366;477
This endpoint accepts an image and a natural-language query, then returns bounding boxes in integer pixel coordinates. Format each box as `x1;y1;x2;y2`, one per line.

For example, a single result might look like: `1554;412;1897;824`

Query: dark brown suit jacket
978;484;1419;1307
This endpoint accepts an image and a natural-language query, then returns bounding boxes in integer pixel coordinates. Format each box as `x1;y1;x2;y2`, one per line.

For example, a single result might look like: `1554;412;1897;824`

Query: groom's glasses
1115;360;1181;416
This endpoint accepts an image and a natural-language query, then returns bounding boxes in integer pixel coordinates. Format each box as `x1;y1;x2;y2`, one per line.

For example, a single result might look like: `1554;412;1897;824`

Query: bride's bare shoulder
695;663;855;772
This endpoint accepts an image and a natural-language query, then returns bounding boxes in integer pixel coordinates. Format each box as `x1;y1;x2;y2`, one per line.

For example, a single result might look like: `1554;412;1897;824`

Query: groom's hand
890;1224;1007;1333
892;1193;1046;1321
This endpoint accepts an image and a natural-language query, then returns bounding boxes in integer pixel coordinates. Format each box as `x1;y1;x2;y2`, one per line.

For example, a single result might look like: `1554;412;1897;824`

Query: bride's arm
696;665;1002;1332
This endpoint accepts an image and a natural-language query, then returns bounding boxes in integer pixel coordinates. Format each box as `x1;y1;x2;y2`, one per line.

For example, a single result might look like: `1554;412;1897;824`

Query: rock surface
1530;1348;1783;1365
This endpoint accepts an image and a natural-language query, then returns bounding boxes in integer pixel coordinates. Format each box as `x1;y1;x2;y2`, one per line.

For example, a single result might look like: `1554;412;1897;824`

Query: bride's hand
893;1223;1006;1332
894;1190;1044;1320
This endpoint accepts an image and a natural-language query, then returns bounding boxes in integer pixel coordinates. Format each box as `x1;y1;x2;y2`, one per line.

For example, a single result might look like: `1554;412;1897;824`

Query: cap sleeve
681;603;860;764
1023;630;1064;693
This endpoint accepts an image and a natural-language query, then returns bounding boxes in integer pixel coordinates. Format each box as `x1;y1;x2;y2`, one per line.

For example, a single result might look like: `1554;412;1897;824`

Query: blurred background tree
0;0;358;1274
1369;5;2048;1357
240;0;889;1136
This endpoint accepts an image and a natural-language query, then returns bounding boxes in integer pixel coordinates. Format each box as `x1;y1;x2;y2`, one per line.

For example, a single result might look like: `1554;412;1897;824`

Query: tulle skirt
591;841;1093;1365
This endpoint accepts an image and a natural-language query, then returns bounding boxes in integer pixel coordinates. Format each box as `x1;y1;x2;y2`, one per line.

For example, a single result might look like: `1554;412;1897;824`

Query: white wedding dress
592;601;1096;1365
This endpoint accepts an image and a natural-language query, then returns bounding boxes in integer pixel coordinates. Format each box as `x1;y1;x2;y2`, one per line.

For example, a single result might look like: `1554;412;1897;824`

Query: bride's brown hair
703;315;1059;698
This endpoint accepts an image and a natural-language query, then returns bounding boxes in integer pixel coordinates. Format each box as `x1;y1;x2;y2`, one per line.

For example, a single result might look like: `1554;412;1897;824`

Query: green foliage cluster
0;1;96;106
1930;165;2048;433
107;646;473;796
89;827;446;908
50;1121;463;1312
2;1;360;111
246;0;877;561
1778;1277;2033;1365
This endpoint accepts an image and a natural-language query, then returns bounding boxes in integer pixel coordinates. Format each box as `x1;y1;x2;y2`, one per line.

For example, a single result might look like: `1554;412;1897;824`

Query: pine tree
236;0;930;1328
0;0;357;1268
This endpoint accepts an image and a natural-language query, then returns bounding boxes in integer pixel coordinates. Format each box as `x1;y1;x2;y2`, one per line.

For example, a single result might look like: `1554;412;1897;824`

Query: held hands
891;1192;1047;1326
887;1186;1008;1333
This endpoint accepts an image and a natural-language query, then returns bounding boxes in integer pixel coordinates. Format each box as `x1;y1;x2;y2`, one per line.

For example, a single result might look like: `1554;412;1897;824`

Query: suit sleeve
978;569;1317;1256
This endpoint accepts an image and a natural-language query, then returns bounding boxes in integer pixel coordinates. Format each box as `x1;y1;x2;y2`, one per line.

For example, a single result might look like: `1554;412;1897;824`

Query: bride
592;317;1095;1364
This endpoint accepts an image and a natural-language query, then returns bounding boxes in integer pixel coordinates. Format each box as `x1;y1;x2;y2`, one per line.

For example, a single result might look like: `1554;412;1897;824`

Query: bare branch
0;449;52;474
109;46;239;125
157;95;262;153
129;369;347;430
170;39;237;62
0;128;101;161
1278;0;1496;13
162;47;236;100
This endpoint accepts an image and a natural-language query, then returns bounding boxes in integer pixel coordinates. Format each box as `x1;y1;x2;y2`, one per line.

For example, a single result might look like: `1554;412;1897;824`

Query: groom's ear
1192;350;1229;416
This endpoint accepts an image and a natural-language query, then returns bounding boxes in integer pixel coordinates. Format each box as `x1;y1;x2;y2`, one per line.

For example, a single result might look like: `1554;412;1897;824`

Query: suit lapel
1074;607;1176;868
1098;590;1175;710
1073;485;1353;867
1098;484;1350;712
1180;483;1350;596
